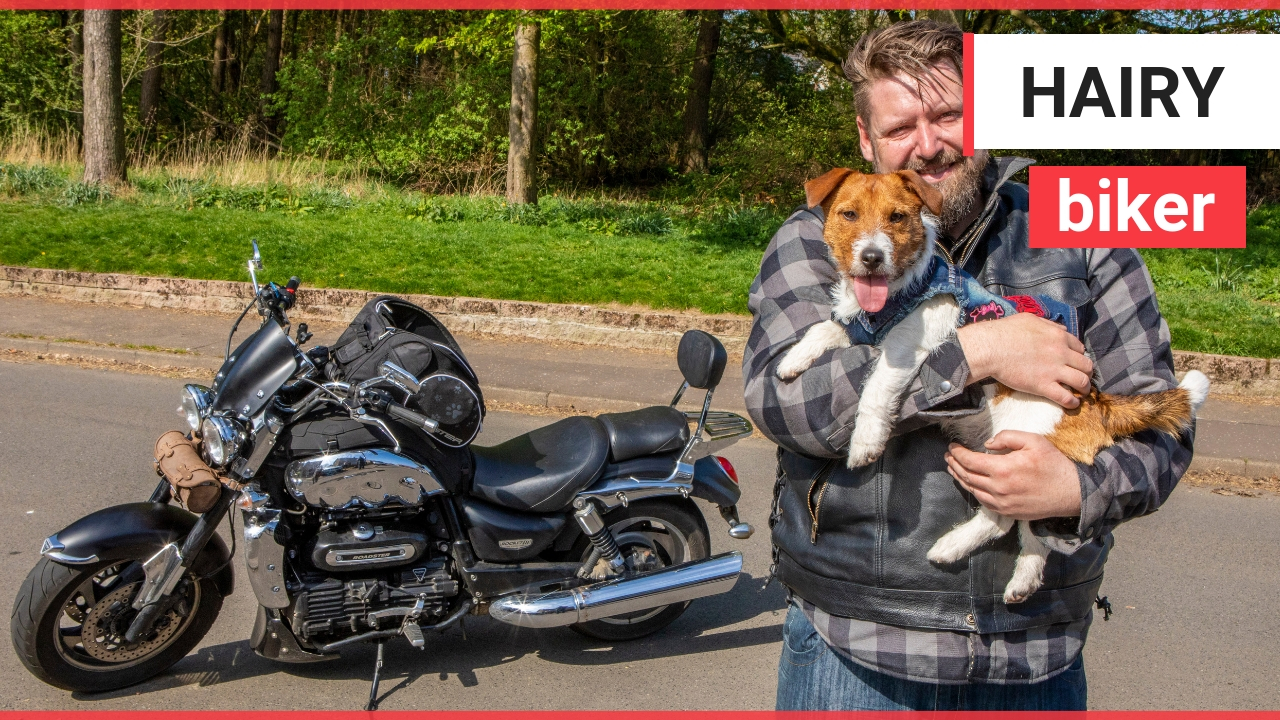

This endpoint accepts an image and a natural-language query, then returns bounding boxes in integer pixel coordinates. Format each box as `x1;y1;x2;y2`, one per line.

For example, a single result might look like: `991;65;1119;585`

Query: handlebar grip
387;403;439;432
286;276;300;292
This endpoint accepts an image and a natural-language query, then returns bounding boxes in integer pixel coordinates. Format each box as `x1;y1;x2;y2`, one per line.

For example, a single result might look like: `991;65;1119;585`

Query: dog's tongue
854;275;889;313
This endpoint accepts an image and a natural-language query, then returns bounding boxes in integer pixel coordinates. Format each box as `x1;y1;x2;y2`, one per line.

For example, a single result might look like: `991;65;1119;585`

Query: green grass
0;191;774;316
2;161;1279;357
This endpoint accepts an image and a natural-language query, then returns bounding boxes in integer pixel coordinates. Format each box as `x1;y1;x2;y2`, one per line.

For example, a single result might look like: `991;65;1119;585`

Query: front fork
124;482;235;643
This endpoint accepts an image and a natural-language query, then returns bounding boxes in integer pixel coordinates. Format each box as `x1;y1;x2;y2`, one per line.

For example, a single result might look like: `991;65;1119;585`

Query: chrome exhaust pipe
488;551;743;629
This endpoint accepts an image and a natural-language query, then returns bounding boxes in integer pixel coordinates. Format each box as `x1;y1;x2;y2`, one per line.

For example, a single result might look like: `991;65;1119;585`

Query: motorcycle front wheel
569;498;710;642
11;556;223;693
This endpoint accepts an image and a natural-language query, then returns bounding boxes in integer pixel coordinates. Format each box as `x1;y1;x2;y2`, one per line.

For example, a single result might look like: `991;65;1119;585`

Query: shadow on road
70;574;786;707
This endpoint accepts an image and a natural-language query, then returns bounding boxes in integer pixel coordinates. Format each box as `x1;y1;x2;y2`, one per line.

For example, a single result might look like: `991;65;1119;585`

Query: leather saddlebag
154;431;222;513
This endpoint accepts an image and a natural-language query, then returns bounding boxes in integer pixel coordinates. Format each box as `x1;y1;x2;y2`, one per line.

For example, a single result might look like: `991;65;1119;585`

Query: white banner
971;33;1280;150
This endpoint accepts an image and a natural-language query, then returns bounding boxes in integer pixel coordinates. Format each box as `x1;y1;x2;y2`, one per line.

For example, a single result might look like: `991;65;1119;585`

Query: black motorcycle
10;242;754;708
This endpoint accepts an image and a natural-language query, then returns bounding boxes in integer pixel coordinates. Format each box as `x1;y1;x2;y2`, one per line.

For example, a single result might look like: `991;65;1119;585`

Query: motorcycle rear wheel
11;557;222;693
569;498;710;642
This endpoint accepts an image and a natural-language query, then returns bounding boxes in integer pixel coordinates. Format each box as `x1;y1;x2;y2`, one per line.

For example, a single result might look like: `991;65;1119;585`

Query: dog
776;167;1210;603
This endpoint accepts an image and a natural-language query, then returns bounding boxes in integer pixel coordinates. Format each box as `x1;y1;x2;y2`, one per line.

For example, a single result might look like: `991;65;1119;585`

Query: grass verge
2;160;1279;356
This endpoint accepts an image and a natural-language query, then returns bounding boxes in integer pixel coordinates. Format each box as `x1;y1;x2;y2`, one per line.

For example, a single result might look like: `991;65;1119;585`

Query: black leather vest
770;157;1109;634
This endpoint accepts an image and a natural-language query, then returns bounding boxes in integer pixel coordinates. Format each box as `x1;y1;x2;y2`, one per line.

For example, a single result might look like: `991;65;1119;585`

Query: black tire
569;498;710;642
11;557;223;693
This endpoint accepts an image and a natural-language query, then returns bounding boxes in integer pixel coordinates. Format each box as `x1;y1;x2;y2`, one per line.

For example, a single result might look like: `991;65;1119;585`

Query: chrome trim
682;410;753;461
575;471;694;511
489;551;743;629
325;543;417;567
132;542;185;610
40;536;98;565
285;449;446;510
233;413;284;481
241;489;289;609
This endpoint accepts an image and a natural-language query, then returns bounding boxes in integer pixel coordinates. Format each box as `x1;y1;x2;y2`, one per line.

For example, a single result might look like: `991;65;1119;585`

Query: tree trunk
68;11;84;138
82;10;125;185
506;20;540;206
680;11;722;174
212;10;228;94
261;9;284;140
139;10;168;128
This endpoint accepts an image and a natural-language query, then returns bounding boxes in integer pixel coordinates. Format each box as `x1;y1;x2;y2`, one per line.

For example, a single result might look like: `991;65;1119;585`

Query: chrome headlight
201;416;245;468
178;384;212;435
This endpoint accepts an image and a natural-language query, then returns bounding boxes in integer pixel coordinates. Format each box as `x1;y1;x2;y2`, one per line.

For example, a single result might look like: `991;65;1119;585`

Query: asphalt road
0;360;1276;710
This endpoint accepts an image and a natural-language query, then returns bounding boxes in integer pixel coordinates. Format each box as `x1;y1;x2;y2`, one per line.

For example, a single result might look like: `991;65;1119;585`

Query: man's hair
843;20;964;122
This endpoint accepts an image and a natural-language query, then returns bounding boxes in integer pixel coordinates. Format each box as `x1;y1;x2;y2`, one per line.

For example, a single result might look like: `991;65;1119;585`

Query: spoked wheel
570;499;710;642
11;557;223;692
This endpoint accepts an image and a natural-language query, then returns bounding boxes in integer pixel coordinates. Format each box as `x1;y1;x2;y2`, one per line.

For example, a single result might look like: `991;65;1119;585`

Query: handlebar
386;403;440;432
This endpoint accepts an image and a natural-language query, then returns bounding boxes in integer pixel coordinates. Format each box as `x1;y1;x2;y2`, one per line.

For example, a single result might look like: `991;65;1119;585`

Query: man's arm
742;207;975;458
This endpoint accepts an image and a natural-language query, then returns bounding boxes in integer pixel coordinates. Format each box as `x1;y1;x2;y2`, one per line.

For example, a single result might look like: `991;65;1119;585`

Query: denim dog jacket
838;255;1079;346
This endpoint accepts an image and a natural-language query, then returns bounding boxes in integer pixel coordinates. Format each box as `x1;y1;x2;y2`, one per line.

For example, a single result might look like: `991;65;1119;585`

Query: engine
288;557;459;642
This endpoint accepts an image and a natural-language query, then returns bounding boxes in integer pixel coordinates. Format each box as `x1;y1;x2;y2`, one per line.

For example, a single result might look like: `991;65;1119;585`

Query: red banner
1029;165;1246;249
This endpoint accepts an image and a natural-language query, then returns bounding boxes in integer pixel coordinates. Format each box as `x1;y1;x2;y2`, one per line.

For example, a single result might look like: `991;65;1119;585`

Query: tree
138;10;167;128
261;9;284;140
82;10;125;184
212;10;228;94
507;18;539;205
680;11;722;174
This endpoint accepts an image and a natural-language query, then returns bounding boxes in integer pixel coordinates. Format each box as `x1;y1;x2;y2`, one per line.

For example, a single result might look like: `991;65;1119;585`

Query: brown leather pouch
154;430;223;513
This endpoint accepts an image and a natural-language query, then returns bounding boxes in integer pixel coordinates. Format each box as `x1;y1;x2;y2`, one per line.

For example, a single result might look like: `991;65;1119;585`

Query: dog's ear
896;170;944;217
804;168;855;210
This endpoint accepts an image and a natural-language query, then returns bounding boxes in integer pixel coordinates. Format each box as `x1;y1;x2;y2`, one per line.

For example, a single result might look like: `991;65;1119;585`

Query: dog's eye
841;210;858;222
889;212;905;223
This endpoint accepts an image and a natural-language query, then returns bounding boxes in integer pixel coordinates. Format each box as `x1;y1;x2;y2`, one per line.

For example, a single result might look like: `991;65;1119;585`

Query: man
743;20;1193;710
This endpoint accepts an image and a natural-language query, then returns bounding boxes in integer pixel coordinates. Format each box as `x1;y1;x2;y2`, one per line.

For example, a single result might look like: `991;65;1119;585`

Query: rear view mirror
379;361;423;393
677;330;727;390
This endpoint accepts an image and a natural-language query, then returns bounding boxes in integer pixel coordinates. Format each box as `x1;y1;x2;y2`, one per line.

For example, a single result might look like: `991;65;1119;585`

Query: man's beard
877;148;989;233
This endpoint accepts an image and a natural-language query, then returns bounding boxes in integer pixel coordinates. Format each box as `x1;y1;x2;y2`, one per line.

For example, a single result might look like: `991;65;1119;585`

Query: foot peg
720;505;754;540
402;623;424;649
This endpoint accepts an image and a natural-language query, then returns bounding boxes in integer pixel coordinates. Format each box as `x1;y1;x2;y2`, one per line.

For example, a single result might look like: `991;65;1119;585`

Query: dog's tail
1098;370;1210;438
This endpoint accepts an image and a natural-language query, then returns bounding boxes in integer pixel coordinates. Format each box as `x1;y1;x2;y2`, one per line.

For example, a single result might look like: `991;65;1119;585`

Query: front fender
44;502;234;597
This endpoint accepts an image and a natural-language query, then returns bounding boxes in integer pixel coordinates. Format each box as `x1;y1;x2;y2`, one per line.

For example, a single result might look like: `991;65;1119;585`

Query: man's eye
889;212;905;223
841;210;858;221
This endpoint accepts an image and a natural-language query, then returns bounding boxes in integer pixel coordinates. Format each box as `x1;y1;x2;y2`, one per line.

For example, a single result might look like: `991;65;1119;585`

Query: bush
0;162;63;195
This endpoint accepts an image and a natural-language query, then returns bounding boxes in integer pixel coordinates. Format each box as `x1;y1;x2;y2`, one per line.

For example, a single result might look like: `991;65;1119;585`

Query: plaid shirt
744;160;1193;684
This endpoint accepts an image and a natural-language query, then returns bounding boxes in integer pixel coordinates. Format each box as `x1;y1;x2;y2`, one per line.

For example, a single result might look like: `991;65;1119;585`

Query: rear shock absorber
573;500;626;576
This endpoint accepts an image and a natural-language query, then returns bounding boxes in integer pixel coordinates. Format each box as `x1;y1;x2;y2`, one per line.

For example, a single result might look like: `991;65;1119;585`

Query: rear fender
42;502;234;597
691;456;741;508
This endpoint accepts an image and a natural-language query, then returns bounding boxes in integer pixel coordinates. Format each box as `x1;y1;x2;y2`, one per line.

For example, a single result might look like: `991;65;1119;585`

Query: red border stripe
7;0;1280;8
963;32;974;158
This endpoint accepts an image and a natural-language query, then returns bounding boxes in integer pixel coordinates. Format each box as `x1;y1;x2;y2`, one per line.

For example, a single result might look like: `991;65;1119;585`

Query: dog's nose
860;247;884;270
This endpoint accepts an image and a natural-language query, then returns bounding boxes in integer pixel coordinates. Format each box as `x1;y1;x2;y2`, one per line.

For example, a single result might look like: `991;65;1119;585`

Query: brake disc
80;582;186;662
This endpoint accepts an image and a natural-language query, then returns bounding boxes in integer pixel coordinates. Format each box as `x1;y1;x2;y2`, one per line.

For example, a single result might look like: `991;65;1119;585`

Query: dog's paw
846;439;884;468
775;353;810;381
1003;570;1045;604
927;534;971;565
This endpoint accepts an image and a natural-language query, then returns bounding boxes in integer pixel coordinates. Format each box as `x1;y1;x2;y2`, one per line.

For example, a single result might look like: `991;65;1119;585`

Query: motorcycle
10;242;754;708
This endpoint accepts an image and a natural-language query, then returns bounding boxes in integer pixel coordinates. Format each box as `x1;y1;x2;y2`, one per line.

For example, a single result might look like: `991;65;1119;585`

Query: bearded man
743;20;1192;710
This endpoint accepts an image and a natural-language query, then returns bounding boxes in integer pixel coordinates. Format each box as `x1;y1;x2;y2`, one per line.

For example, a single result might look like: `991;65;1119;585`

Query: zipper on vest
806;459;837;544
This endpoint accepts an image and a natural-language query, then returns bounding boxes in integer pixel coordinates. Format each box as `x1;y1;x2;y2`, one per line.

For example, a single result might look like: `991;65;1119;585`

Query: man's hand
957;313;1092;408
944;431;1082;521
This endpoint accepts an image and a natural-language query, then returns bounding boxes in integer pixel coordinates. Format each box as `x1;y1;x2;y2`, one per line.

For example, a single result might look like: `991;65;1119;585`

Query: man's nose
915;125;943;162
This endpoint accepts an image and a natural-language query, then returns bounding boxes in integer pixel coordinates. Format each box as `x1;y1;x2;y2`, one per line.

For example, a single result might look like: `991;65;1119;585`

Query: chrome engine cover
286;449;446;510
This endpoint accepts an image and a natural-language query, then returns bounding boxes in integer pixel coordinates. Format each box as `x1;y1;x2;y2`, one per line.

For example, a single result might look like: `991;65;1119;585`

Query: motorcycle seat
597;406;690;463
469;416;610;513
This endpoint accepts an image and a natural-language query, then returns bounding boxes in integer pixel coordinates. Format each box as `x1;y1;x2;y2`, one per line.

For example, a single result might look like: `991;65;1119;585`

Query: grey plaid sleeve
741;208;975;458
1035;248;1193;552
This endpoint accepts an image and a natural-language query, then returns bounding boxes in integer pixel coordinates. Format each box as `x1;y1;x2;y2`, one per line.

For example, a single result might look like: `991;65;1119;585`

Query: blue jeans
776;603;1088;710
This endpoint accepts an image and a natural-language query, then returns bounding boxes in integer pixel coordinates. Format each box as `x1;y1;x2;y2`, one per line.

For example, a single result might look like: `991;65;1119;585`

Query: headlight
201;416;245;468
178;385;212;435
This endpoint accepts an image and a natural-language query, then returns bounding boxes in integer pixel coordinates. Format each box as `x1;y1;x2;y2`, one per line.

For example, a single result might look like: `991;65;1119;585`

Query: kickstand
365;640;386;711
